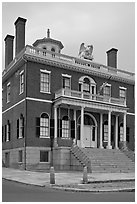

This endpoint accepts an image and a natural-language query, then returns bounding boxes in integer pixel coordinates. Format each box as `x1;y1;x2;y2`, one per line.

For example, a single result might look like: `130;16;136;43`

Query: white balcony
55;89;126;107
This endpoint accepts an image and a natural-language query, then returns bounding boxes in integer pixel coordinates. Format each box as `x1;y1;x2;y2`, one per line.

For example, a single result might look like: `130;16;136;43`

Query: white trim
2;99;26;114
106;83;111;87
119;86;127;90
26;97;52;103
40;69;51;74
40;91;51;94
62;73;72;78
127;112;135;116
7;82;10;86
19;70;24;75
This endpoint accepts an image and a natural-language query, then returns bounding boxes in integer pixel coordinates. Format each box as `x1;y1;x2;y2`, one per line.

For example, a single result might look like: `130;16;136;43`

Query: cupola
33;29;64;54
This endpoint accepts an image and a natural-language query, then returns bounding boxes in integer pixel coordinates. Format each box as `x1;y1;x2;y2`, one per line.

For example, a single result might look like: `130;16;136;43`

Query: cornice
24;54;135;85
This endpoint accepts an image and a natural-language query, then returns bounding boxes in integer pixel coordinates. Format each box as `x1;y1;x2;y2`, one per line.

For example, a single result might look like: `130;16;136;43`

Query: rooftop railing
55;88;126;106
3;45;135;83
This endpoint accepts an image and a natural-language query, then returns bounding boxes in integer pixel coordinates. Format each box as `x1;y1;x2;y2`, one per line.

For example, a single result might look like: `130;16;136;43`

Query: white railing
3;45;135;83
55;88;126;106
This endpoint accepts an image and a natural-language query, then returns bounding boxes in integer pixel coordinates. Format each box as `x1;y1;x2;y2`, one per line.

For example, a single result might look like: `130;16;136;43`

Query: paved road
2;179;135;202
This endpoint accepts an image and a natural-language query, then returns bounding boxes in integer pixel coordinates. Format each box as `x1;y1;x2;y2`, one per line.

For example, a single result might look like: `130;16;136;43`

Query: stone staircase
70;144;91;172
82;148;135;173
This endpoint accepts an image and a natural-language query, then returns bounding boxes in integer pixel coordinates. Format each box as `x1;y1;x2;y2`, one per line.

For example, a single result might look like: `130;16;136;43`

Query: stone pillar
80;106;84;147
73;109;77;145
115;115;119;149
54;106;58;147
107;110;112;149
100;113;103;149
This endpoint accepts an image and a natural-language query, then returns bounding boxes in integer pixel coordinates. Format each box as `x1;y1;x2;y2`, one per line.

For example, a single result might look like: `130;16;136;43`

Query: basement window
18;150;23;163
40;151;49;162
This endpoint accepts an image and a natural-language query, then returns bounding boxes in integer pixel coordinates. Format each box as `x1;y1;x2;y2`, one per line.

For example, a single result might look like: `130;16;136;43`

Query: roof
33;37;64;49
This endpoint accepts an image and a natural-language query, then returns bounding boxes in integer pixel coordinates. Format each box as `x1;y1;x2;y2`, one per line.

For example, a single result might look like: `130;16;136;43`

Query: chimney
4;35;14;68
106;48;118;68
14;17;27;55
47;29;50;38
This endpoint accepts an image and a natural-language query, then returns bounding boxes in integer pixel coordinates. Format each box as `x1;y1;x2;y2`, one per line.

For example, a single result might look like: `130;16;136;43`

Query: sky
2;2;135;73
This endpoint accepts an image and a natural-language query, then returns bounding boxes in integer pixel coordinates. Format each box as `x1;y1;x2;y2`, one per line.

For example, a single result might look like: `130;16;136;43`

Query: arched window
83;78;90;93
62;116;70;138
51;47;55;52
40;113;49;138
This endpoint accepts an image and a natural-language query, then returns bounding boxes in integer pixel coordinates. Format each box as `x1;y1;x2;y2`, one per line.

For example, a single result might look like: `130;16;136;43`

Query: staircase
82;148;135;173
71;144;135;173
70;144;91;172
120;145;135;162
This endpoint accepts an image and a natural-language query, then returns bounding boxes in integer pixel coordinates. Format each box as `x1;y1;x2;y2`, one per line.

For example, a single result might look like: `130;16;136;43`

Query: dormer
33;29;64;54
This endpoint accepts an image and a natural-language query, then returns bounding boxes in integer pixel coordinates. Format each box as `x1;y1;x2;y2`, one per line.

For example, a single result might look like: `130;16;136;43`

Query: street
2;179;135;202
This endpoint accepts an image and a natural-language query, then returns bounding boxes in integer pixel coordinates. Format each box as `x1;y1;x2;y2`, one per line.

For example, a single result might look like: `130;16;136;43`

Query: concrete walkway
2;167;135;192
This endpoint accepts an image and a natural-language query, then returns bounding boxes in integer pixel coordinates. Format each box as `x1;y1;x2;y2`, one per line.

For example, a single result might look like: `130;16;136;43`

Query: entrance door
5;152;10;167
84;125;97;148
84;125;91;147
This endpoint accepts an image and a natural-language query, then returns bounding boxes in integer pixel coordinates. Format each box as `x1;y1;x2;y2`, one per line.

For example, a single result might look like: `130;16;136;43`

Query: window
103;84;111;97
40;151;49;162
83;78;90;93
40;113;49;138
104;121;108;142
51;48;55;57
62;116;70;138
2;88;3;107
62;75;71;90
119;87;126;100
120;123;123;142
20;71;24;94
6;120;11;142
7;83;10;103
40;70;50;93
18;150;23;163
126;127;130;142
17;114;24;139
2;126;4;142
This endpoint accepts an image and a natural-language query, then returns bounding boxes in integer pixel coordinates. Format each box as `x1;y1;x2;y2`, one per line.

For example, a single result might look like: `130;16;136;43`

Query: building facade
2;17;135;170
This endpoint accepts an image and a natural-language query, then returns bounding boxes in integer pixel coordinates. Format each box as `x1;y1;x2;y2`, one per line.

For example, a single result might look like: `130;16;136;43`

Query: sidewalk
2;167;135;192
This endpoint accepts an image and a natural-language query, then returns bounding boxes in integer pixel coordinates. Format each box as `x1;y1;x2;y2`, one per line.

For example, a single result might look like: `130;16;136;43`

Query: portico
53;88;128;149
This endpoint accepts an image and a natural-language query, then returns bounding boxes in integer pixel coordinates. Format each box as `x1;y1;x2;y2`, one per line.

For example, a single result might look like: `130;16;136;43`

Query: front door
84;125;97;148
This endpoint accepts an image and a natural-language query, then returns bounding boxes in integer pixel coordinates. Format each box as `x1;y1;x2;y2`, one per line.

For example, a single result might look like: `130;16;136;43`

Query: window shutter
36;117;40;137
57;119;62;137
17;119;19;139
71;120;75;139
5;125;7;142
2;126;4;142
50;119;54;139
8;122;11;141
22;117;25;138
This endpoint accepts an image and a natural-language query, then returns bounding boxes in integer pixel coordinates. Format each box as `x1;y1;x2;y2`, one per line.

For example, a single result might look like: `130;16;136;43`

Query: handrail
55;88;126;106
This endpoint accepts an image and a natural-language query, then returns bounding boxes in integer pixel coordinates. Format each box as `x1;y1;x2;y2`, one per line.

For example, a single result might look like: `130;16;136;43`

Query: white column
73;109;77;145
54;106;58;147
100;113;103;149
107;110;112;149
80;106;84;147
123;112;127;142
115;115;118;149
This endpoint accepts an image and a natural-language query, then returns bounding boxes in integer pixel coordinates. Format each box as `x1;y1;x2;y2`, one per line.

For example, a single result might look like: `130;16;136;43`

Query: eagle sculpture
78;43;93;60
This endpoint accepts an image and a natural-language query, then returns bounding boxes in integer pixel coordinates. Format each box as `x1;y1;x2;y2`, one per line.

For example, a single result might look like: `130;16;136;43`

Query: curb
87;178;135;184
3;177;135;193
51;186;135;193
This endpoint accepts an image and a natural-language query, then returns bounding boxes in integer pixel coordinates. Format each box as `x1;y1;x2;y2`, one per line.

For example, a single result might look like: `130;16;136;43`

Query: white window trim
7;82;11;103
119;86;127;90
19;70;24;95
62;73;72;78
40;70;51;93
40;69;51;74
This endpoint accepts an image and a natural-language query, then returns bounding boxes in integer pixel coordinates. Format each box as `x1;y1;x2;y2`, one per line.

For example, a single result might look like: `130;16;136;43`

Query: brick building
2;17;135;171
